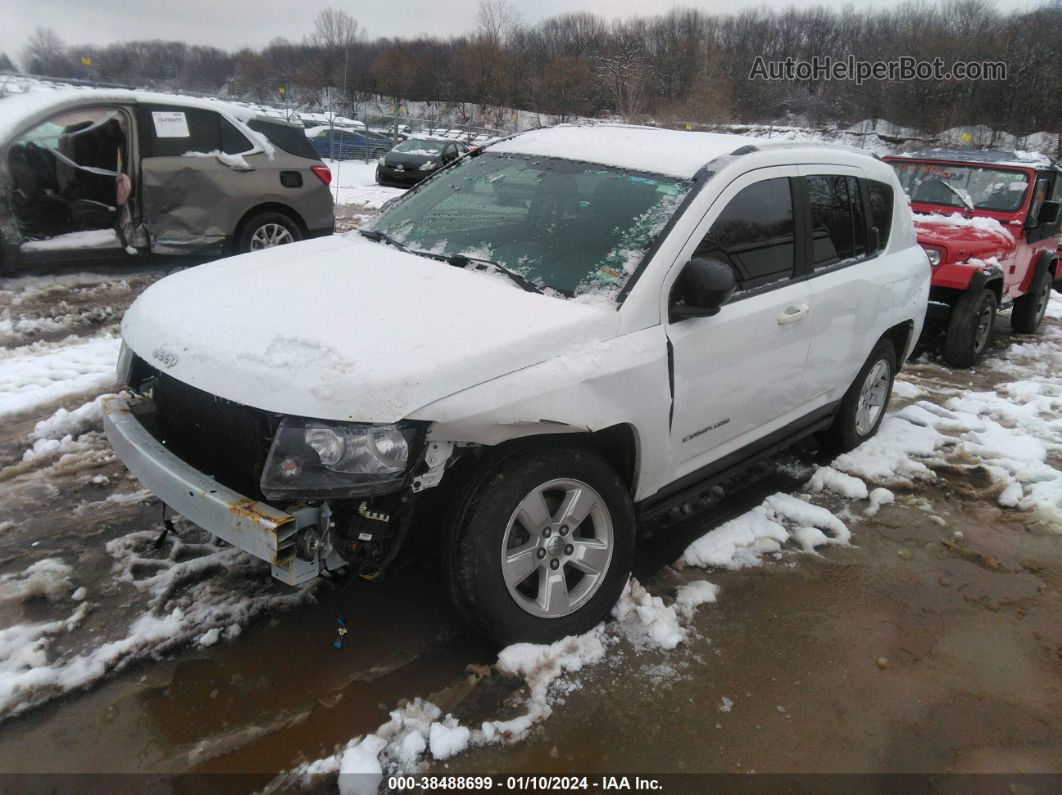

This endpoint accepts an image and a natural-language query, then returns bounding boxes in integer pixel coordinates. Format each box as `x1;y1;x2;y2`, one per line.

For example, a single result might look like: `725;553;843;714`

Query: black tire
443;442;636;646
1011;266;1052;334
818;338;897;453
942;288;997;367
236;211;302;253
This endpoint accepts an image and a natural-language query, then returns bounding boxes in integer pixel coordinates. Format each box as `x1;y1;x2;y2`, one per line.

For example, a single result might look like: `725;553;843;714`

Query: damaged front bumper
101;395;337;586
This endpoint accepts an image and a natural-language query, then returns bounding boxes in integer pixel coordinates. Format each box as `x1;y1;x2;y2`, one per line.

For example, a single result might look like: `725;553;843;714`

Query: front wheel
819;338;896;453
237;211;302;253
444;444;635;645
942;288;997;367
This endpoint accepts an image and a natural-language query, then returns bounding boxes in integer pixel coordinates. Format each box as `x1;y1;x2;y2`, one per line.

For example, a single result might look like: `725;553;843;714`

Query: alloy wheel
500;478;614;619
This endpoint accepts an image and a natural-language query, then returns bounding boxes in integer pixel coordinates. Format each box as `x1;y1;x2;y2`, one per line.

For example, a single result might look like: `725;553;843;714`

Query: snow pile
865;487;896;517
914;212;1015;244
0;335;120;419
807;465;869;499
0;524;317;721
611;578;686;650
19;395;113;464
0;558;75;604
681;491;850;570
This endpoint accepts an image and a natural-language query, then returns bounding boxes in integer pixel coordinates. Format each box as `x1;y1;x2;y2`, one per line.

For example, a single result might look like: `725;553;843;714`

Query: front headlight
261;417;418;499
921;246;942;266
418;160;438;171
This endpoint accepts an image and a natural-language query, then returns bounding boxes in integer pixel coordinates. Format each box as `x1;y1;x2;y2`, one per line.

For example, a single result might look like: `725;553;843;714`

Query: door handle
777;304;810;325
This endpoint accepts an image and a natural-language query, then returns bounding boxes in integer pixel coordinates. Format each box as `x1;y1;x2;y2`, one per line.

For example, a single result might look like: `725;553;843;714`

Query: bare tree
21;27;69;76
476;0;519;46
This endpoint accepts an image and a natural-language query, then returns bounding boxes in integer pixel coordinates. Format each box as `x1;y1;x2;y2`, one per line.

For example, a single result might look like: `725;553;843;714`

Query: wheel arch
881;319;915;365
232;202;308;247
441;423;642;500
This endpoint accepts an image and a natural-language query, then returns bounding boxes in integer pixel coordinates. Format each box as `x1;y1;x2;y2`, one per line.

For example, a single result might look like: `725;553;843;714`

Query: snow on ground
324;159;405;209
0;335;120;419
0;520;318;721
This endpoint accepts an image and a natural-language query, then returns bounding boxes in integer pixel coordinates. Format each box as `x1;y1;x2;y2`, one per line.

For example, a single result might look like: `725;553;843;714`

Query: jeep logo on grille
152;347;179;368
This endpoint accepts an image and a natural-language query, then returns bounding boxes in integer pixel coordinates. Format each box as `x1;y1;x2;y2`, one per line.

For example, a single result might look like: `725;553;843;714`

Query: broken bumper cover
101;395;321;586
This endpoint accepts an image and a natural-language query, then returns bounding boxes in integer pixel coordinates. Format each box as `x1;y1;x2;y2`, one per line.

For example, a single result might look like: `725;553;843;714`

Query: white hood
121;234;619;423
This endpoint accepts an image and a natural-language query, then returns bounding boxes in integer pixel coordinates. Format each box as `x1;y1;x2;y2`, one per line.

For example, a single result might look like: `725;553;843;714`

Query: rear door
666;168;815;475
137;104;260;254
797;167;911;404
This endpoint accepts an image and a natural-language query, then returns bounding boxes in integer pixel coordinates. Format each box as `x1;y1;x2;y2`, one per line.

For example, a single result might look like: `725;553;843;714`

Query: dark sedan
376;138;468;187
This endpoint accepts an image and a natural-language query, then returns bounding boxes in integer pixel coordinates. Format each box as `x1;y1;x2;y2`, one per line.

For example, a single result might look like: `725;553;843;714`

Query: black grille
150;368;276;499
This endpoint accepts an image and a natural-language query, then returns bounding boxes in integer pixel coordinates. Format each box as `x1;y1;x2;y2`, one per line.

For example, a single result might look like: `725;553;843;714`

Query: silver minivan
0;88;334;271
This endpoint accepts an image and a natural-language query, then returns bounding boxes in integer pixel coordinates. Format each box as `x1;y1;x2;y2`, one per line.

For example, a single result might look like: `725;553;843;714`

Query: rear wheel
443;443;635;645
1011;267;1052;334
942;288;997;367
819;339;896;453
237;211;302;253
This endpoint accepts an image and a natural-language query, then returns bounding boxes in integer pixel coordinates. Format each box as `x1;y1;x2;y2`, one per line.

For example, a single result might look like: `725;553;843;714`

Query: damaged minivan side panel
137;104;257;255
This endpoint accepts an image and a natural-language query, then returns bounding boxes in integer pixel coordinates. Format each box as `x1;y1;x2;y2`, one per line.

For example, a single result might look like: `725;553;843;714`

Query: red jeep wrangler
883;150;1062;366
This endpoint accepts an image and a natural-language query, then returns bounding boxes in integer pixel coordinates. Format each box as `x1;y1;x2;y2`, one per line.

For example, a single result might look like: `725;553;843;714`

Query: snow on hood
120;234;618;423
913;211;1016;248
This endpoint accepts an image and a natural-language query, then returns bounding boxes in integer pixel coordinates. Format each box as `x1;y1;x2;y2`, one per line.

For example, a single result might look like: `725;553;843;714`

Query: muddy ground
0;245;1058;790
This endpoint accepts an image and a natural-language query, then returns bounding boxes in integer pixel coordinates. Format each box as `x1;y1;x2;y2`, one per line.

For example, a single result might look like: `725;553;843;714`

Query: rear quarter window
246;119;321;160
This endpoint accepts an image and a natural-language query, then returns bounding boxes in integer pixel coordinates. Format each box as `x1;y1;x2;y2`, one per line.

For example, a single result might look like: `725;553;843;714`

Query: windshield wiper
940;180;975;212
359;228;409;252
447;254;544;295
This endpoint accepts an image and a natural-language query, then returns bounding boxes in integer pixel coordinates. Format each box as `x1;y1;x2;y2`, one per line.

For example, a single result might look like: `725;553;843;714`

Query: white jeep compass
104;125;929;644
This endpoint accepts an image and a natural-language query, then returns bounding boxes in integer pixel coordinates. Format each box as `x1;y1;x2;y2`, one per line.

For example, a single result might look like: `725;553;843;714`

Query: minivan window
221;118;253;155
247;119;320;160
807;174;866;269
866;179;893;254
363;152;691;297
139;105;221;158
694;177;796;292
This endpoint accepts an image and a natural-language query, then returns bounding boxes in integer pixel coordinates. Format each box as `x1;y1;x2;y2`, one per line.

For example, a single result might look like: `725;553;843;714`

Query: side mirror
1037;200;1061;226
669;257;737;321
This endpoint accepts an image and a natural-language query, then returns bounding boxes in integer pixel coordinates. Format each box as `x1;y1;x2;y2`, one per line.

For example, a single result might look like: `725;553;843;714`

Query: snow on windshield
363;153;691;299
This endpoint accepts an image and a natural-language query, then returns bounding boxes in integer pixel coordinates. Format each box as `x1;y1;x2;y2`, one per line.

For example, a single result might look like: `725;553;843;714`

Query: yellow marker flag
81;55;92;66
278;86;286;95
961;133;972;142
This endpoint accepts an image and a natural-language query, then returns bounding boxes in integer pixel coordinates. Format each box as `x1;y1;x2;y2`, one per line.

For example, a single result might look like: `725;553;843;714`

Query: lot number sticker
151;111;190;138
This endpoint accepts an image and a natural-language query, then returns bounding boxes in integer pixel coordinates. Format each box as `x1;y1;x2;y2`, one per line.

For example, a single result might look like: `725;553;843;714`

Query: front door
666;168;815;477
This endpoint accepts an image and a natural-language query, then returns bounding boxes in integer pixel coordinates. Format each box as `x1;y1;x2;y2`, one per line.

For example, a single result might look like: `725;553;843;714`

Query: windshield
891;161;1030;213
394;139;446;155
363;152;691;297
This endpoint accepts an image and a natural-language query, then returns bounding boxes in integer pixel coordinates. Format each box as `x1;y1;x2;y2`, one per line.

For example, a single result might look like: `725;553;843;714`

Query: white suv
104;125;929;644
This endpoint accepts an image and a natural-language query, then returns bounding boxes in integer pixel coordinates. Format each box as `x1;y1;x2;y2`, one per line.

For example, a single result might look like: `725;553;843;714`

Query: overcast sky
0;0;1038;68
